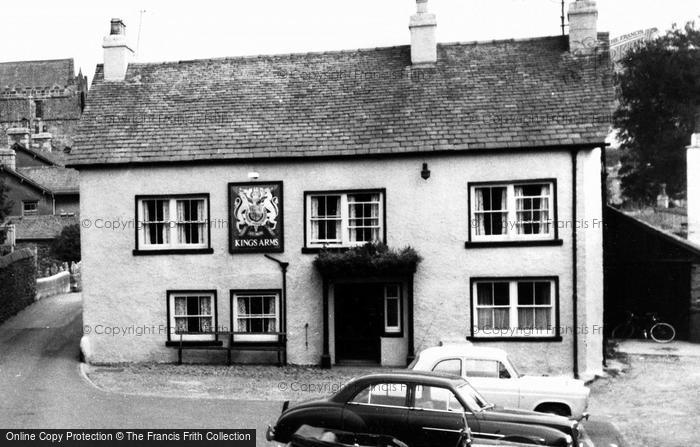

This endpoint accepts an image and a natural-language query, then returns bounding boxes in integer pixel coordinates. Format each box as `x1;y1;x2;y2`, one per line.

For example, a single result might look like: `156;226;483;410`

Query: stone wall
36;270;71;300
0;248;37;324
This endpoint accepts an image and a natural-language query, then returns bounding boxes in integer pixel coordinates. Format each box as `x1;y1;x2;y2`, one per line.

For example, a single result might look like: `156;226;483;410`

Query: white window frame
137;196;209;251
472;279;556;338
384;284;401;334
168;292;216;342
305;191;384;248
232;291;280;342
470;182;554;242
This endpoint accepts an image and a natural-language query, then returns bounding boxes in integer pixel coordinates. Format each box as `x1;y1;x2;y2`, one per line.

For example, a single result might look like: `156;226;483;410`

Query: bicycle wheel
650;322;675;343
611;322;634;339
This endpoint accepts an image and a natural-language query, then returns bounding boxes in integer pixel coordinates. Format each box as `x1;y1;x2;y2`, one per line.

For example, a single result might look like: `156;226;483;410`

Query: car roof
345;371;466;388
417;344;509;362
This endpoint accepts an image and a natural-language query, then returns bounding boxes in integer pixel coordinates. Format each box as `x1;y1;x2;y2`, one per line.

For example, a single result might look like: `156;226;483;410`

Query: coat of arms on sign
228;182;284;253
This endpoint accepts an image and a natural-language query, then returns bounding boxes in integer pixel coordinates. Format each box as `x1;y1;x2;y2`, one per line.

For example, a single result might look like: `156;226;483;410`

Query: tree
614;21;700;204
0;179;14;245
50;224;81;263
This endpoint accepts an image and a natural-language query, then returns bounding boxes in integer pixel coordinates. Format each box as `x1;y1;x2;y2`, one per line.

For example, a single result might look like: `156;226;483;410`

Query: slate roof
0;59;75;89
17;167;79;194
70;35;614;166
10;215;78;240
12;143;65;167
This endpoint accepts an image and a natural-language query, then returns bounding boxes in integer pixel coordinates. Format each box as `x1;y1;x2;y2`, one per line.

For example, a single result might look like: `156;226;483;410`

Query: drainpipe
600;144;608;368
571;149;579;379
265;254;288;364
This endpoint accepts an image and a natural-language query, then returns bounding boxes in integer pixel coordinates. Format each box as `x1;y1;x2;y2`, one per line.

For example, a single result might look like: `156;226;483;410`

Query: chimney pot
110;18;126;35
568;0;598;55
103;18;134;81
409;0;437;65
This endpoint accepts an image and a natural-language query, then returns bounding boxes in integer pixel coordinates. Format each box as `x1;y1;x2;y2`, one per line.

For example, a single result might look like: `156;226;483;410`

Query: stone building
72;1;614;378
0;59;84;264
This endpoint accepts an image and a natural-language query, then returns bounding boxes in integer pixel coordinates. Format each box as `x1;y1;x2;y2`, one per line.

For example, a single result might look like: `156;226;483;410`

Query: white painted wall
79;148;603;375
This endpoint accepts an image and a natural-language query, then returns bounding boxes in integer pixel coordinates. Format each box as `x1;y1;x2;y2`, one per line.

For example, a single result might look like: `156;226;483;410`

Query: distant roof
606;206;700;259
0;59;75;89
12;142;64;167
0;165;54;195
71;35;614;167
10;215;78;240
17;166;79;194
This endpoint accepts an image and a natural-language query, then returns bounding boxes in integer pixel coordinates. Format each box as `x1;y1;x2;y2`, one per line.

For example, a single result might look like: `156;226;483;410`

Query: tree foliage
614;21;700;204
50;224;81;263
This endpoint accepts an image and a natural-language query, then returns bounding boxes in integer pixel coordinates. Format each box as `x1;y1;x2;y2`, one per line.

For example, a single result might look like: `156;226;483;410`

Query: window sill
165;340;223;347
467;336;563;343
133;248;214;256
464;239;564;249
382;331;404;338
301;247;351;254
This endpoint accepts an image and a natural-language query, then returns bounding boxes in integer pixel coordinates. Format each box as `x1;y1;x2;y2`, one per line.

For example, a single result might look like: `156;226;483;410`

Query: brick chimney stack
409;0;437;65
687;108;700;244
103;18;133;81
568;0;598;54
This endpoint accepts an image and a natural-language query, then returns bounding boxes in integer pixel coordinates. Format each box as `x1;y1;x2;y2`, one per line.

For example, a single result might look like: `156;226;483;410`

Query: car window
463;359;499;378
414;385;463;412
498;361;511;379
432;359;462;376
350;383;408;407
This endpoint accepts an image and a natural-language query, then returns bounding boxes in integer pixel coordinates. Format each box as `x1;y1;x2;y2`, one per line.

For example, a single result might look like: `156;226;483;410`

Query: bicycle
611;311;676;343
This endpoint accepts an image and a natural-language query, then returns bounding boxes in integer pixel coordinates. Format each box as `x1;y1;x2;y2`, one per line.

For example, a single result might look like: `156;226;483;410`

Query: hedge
0;249;37;324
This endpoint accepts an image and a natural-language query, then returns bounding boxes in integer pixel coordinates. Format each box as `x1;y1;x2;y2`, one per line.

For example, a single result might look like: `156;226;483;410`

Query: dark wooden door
335;283;383;363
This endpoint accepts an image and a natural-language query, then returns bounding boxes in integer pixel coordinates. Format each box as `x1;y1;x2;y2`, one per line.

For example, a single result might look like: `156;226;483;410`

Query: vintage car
286;423;538;447
266;372;592;447
409;346;590;419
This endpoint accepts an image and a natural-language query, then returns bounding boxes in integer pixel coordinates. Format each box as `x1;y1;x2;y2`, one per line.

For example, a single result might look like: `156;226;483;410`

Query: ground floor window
167;290;217;341
22;200;38;216
471;277;558;338
231;290;280;342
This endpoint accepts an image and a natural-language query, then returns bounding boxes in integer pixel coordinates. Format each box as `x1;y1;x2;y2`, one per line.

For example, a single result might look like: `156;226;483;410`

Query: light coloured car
409;345;590;420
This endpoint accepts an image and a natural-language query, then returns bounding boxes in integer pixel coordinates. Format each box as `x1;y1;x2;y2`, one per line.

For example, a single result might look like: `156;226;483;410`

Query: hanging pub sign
228;181;284;253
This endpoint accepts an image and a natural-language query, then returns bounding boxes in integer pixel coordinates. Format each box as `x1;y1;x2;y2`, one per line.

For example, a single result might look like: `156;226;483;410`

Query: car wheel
534;403;571;417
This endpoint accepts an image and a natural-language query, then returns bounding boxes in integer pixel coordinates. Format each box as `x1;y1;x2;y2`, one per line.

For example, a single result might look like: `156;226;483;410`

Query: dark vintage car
267;372;592;447
285;423;539;447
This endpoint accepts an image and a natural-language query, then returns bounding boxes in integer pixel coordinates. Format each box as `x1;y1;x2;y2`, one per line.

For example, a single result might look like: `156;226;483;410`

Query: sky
1;0;697;83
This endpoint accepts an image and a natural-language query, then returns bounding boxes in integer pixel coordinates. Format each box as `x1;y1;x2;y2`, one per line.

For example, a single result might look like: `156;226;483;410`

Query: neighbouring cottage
72;0;613;378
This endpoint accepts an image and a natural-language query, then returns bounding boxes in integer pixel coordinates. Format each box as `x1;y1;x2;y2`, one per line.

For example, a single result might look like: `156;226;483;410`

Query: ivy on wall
0;249;37;324
313;243;421;278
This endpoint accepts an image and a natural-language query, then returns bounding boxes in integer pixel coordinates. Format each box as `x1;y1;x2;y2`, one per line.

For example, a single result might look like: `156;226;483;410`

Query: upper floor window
470;182;555;242
305;190;384;248
135;195;211;253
